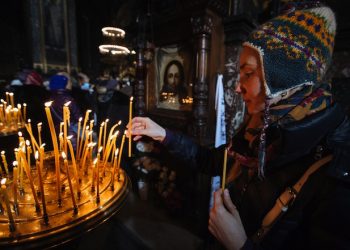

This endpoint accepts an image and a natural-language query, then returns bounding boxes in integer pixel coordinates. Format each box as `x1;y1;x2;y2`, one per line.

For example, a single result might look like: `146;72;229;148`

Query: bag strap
252;154;333;242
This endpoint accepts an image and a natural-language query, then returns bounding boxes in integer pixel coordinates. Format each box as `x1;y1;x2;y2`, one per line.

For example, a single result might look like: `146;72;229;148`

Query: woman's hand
209;189;247;250
127;117;166;142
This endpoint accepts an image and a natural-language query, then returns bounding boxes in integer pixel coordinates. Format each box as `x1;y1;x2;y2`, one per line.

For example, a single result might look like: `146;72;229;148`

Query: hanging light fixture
99;27;135;56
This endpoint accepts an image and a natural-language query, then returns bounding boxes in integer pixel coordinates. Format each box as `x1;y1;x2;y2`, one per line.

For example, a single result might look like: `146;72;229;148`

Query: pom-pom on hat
244;4;336;105
49;75;68;90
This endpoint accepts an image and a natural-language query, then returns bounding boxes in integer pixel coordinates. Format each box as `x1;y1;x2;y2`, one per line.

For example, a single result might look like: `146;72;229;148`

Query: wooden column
191;13;213;143
134;46;146;117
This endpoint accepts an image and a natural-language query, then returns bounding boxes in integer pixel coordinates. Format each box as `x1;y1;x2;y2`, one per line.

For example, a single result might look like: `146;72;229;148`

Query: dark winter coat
162;104;350;250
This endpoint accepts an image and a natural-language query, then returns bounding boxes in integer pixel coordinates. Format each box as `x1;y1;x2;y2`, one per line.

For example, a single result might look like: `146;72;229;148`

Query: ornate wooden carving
134;46;146;117
191;14;213;143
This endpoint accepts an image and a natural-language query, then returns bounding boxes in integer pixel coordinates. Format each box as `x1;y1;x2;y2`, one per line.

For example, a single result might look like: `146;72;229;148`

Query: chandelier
99;27;134;56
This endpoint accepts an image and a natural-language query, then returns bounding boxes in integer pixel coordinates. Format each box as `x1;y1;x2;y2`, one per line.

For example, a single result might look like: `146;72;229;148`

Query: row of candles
0;92;27;132
0;96;134;232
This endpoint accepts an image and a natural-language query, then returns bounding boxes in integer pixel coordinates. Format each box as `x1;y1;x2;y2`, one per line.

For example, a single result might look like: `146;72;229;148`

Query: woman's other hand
209;189;247;250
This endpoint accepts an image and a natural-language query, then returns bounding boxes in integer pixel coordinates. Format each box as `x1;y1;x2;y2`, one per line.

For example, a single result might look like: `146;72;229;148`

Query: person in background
49;74;82;148
14;70;50;126
72;72;97;124
128;4;350;250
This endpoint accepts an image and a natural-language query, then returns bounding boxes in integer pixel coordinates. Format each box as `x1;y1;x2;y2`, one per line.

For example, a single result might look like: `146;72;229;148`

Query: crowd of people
0;69;132;150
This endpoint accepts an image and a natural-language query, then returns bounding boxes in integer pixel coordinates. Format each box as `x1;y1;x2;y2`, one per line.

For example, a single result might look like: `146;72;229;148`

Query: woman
128;4;350;250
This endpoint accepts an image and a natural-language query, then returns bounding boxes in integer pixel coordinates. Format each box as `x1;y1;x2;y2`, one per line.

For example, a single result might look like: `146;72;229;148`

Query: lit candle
76;117;82;159
35;151;48;224
63;101;71;154
17;104;22;124
12;162;19;215
25;140;31;168
67;136;80;198
103;119;109;150
37;122;42;146
221;148;228;191
110;149;119;191
78;110;91;160
62;152;78;214
44;101;61;206
23;103;27;122
117;132;126;170
39;144;45;174
1;151;9;175
25;119;40;152
1;178;16;232
19;147;40;212
98;122;105;150
9;92;14;108
128;96;133;157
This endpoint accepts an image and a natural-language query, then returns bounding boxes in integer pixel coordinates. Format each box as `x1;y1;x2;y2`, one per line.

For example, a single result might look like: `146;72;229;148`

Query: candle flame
64;101;71;106
23;103;27;107
27;119;31;123
115;148;119;156
67;135;73;140
79;117;83;122
18;131;23;137
9;93;13;97
13;161;18;166
35;151;39;160
26;140;30;146
61;151;67;159
1;178;7;185
17;104;21;108
93;158;98;165
45;101;53;107
98;147;103;153
124;130;127;135
105;118;109;123
100;122;105;127
40;143;46;148
118;120;122;125
1;151;5;155
130;96;134;102
37;122;42;127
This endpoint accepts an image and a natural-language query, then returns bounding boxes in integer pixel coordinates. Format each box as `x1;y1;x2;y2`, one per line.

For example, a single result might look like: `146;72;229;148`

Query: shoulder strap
252;154;333;242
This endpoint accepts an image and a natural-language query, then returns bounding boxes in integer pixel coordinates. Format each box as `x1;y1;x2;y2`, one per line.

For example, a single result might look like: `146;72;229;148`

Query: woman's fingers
223;189;238;216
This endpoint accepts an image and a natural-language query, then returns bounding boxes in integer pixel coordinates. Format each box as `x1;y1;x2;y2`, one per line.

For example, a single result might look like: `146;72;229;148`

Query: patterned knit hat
244;4;336;105
240;4;336;179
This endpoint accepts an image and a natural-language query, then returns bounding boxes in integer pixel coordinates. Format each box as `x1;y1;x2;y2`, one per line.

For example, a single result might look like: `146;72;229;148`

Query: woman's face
167;64;180;89
236;46;266;114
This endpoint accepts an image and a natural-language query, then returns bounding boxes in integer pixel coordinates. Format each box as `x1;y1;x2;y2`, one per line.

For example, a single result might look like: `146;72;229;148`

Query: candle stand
0;151;130;249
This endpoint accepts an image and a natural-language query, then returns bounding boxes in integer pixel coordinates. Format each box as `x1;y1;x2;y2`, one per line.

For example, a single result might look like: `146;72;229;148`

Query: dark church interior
1;0;350;249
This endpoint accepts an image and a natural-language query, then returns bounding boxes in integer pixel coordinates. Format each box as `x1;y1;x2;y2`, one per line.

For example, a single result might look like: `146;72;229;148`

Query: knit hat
240;4;336;179
49;75;68;90
244;4;336;105
25;71;43;86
